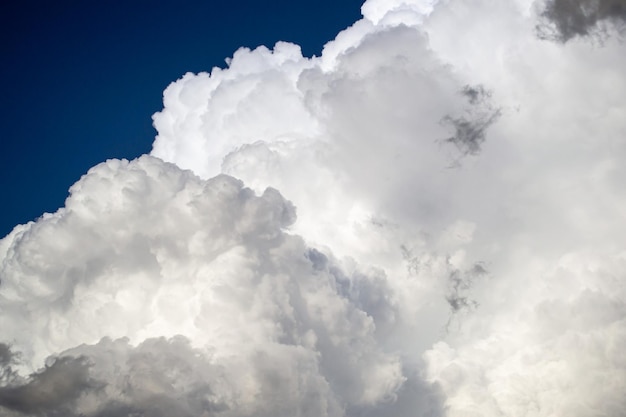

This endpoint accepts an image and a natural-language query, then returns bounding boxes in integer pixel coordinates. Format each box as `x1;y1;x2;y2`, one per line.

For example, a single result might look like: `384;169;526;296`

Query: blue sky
0;0;363;238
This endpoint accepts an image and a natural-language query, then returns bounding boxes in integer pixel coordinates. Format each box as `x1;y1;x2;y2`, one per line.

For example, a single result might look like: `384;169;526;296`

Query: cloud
424;251;626;417
2;0;626;416
441;85;501;159
0;156;417;416
538;0;626;41
0;353;98;416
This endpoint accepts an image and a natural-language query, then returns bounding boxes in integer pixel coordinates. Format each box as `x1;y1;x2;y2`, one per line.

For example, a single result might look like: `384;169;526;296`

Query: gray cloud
0;335;443;417
0;344;15;369
0;344;20;387
538;0;626;41
0;337;225;417
441;85;501;159
444;262;487;314
440;112;500;157
0;356;99;416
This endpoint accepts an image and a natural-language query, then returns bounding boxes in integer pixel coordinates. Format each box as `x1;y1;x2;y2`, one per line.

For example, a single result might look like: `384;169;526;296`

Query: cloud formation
0;156;410;416
2;0;626;416
538;0;626;41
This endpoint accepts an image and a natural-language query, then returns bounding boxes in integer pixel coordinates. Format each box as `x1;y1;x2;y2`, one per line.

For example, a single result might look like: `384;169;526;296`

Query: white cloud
2;0;626;416
0;156;409;416
361;0;440;25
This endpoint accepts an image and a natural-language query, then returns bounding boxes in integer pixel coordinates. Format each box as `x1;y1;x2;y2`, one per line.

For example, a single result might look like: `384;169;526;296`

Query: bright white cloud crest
1;0;626;416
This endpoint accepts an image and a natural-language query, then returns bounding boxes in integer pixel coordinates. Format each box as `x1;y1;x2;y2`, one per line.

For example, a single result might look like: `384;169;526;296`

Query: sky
0;0;363;238
1;0;626;416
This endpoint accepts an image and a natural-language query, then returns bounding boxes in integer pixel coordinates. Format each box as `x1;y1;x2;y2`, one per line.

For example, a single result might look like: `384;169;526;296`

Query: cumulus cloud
0;156;412;416
2;0;626;416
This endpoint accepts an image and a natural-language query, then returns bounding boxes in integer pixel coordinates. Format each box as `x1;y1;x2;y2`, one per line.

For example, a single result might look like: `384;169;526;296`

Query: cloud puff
2;0;626;416
0;156;411;416
425;251;626;417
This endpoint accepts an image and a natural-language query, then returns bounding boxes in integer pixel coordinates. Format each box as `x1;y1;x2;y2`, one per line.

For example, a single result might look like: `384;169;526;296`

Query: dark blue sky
0;0;364;238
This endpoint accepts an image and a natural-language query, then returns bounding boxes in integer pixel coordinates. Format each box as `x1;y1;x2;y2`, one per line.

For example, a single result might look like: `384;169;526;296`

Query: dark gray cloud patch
440;85;501;158
0;344;20;386
460;84;490;105
0;356;99;416
0;344;16;369
445;262;487;314
538;0;626;41
0;337;228;417
441;113;500;156
305;248;329;271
